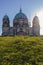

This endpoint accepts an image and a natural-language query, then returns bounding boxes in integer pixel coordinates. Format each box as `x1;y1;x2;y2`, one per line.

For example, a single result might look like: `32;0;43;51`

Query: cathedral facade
2;8;40;36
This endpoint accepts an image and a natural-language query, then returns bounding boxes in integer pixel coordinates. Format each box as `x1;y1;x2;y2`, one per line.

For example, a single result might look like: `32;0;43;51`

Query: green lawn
0;36;43;65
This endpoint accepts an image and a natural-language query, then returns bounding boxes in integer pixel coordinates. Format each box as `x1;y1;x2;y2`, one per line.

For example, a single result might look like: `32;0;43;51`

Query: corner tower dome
14;8;27;20
33;16;39;22
3;15;9;20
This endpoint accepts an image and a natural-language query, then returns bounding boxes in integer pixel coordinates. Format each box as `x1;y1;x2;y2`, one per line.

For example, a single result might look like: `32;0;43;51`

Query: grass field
0;36;43;65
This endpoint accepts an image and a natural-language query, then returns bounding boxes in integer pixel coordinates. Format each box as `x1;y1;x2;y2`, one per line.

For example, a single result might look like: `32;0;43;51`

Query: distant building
2;8;40;36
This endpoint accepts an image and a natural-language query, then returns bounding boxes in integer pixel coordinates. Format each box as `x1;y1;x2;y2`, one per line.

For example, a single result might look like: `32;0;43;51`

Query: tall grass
0;36;43;65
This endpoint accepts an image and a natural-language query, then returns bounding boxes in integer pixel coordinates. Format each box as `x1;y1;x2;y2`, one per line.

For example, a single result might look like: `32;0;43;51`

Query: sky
0;0;43;35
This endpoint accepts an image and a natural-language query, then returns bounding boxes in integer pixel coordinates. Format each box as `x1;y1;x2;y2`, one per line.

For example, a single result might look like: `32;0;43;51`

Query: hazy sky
0;0;43;35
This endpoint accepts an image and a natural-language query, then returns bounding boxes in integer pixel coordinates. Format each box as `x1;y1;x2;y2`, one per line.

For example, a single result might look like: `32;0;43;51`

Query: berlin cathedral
2;8;40;36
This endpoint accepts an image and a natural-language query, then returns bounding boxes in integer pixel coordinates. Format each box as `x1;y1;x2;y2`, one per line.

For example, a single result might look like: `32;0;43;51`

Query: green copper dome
3;15;9;19
14;8;27;20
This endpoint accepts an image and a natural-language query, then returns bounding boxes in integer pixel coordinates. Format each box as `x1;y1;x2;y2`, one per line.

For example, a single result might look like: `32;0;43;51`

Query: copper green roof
3;15;9;19
14;8;27;20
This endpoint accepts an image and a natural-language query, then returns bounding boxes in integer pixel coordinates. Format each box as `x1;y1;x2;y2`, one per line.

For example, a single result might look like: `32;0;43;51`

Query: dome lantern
20;7;22;13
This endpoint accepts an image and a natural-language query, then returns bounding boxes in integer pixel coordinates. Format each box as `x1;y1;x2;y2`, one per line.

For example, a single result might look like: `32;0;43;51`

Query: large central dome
14;8;27;20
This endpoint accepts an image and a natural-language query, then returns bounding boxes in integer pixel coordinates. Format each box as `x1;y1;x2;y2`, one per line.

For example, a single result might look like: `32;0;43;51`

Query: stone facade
2;9;40;36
